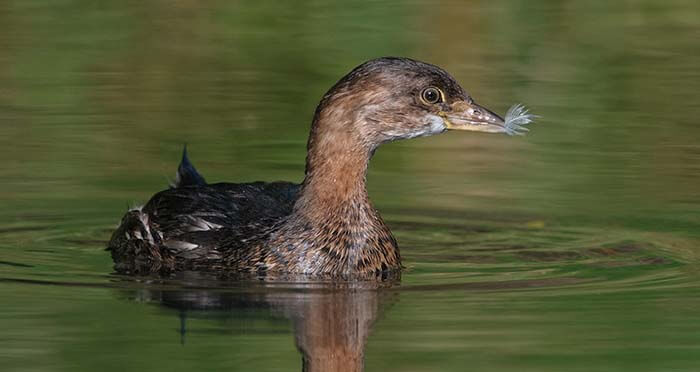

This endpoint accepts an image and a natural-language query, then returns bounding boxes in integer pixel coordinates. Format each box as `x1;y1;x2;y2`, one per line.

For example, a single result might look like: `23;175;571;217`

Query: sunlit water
1;1;699;371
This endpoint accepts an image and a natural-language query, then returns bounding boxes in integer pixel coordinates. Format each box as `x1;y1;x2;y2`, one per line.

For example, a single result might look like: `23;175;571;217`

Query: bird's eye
421;87;442;104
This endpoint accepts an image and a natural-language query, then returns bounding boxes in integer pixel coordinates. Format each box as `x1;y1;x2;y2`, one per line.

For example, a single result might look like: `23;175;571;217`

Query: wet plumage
107;57;533;277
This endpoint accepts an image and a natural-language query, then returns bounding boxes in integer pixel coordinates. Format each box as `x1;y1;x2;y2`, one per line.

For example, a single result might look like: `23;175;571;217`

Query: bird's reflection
119;271;399;372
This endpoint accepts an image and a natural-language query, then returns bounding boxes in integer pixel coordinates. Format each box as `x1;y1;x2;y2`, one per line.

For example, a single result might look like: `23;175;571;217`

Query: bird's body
109;178;299;274
109;163;399;277
108;57;534;277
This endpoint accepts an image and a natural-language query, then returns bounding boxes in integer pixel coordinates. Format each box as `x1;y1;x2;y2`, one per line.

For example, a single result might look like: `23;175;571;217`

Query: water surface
1;1;699;371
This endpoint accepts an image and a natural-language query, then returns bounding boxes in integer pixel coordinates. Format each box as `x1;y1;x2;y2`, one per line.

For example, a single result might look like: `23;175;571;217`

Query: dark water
1;1;700;371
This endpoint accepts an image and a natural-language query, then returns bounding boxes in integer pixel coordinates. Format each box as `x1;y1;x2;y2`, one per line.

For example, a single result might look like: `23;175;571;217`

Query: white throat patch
426;114;447;135
382;114;447;141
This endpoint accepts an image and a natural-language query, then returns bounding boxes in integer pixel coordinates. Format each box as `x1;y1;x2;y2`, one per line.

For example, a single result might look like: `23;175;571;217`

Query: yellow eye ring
420;87;443;104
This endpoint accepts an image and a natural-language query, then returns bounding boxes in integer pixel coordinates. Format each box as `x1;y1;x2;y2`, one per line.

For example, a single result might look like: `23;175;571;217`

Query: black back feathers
172;145;207;188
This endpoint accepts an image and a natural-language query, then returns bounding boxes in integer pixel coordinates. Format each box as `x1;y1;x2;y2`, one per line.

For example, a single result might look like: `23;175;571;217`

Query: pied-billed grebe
108;57;534;277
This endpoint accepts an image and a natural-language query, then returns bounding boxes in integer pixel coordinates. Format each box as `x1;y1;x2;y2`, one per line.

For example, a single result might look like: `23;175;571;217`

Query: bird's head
309;57;533;153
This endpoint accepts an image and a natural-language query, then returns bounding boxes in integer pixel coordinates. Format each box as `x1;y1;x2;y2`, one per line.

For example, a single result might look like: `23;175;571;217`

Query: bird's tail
171;145;207;188
107;206;171;274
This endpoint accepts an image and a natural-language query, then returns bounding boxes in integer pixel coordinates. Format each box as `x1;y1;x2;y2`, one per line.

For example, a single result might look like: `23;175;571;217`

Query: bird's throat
265;112;400;276
300;145;370;211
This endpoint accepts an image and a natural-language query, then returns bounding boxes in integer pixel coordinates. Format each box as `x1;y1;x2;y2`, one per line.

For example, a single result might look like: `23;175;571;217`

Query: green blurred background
1;1;699;371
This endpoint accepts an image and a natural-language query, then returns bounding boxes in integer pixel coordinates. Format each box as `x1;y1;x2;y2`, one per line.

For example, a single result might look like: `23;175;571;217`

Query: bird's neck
267;117;400;275
296;98;377;212
299;134;371;211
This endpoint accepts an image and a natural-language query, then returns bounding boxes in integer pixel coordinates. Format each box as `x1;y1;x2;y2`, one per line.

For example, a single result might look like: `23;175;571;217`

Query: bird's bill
440;100;507;134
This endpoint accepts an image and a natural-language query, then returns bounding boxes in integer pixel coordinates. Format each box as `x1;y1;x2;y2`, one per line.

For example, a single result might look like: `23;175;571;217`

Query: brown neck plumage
265;88;400;276
295;92;374;218
299;136;370;212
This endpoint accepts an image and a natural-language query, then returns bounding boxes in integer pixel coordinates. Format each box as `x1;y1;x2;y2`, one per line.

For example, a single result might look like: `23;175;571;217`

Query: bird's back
107;149;300;274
